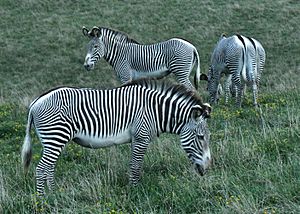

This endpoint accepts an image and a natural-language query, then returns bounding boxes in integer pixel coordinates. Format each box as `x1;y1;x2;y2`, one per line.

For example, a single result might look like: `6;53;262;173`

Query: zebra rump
200;34;265;107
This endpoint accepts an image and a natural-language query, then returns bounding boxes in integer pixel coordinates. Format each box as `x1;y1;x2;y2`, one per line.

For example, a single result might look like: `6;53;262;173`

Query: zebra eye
94;45;99;49
197;134;204;140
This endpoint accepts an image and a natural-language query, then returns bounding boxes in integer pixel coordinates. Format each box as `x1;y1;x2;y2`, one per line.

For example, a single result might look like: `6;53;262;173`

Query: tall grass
0;0;299;213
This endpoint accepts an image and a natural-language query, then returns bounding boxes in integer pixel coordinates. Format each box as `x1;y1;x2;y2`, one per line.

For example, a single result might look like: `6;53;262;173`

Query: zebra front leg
116;66;133;84
129;137;150;186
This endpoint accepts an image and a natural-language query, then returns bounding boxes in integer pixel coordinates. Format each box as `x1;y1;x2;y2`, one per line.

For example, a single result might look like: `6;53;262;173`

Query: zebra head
200;66;220;104
180;103;212;176
82;26;105;71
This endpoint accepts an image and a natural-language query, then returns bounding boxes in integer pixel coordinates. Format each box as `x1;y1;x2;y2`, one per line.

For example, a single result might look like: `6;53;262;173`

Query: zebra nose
195;164;206;176
84;63;91;71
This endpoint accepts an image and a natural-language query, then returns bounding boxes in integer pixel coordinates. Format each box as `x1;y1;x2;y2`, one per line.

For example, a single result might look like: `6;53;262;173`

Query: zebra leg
237;84;245;108
36;142;67;195
174;73;194;90
116;66;133;84
234;79;243;108
171;63;195;90
46;164;56;191
252;82;258;107
36;160;47;195
129;136;151;185
224;76;231;104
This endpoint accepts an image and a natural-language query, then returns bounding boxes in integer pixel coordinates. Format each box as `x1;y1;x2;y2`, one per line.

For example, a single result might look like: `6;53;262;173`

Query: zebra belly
132;67;169;79
73;129;132;148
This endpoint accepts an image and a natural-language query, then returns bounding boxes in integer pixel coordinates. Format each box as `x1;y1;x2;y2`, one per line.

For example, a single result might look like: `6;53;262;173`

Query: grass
0;0;299;213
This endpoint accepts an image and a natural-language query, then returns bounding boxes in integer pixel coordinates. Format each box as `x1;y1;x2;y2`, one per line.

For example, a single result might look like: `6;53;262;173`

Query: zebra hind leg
235;84;244;108
36;143;66;195
46;164;56;191
175;74;194;91
252;83;259;107
224;76;232;104
171;63;195;91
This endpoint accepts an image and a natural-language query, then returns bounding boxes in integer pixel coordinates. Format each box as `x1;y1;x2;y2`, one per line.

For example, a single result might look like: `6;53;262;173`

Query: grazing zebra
82;26;201;90
200;34;265;107
21;79;212;195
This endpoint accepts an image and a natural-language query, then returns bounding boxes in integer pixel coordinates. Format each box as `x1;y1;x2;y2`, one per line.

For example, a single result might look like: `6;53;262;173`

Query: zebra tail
193;49;201;90
21;109;33;175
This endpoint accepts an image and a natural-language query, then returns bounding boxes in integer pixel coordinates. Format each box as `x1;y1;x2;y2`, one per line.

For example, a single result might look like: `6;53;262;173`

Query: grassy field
0;0;299;213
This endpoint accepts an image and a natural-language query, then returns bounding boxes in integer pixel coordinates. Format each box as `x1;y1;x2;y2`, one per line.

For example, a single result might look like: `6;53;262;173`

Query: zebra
21;79;212;195
82;26;201;90
200;34;265;107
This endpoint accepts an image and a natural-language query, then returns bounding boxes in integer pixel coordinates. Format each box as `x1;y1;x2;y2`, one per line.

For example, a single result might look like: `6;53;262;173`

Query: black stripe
246;36;256;50
236;34;246;50
163;88;172;131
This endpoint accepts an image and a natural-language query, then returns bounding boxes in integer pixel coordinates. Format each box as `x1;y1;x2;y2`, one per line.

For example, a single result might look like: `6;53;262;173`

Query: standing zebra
21;79;212;195
200;34;265;107
82;26;201;90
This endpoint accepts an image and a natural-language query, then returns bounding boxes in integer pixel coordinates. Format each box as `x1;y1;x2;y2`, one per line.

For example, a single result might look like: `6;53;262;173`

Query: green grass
0;0;299;213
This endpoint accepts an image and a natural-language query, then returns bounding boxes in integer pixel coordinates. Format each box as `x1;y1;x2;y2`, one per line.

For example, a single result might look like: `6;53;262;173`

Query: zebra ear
190;105;203;121
220;33;227;39
91;26;101;37
82;26;90;37
201;103;211;118
200;74;208;81
191;103;211;121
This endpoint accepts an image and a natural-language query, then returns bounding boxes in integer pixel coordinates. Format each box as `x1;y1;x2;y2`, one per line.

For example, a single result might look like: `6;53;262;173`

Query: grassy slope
0;0;299;213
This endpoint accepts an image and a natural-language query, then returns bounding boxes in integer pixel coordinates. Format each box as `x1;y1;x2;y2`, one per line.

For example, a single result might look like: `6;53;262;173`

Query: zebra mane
122;78;204;105
100;27;140;44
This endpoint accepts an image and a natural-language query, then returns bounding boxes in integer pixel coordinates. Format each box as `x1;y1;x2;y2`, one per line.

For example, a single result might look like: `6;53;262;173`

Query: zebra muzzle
195;163;206;176
84;63;93;71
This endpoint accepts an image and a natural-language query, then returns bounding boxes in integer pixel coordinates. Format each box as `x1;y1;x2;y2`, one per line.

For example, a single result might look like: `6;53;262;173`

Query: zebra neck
160;117;185;134
103;39;124;67
157;98;189;135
